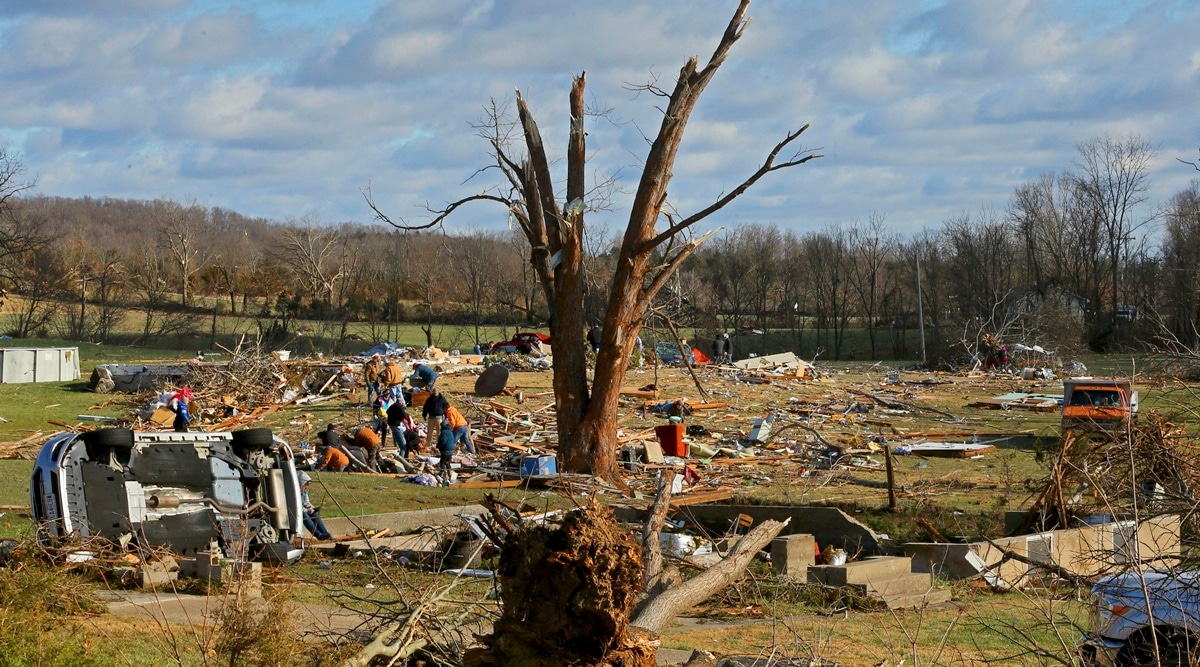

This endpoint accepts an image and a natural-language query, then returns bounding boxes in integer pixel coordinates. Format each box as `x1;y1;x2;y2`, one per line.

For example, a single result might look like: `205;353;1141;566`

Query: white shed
0;347;81;383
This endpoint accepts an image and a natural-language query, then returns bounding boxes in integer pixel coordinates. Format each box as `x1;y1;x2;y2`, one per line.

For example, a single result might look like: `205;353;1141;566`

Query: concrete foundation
808;556;951;609
905;514;1181;590
321;504;486;537
613;505;883;556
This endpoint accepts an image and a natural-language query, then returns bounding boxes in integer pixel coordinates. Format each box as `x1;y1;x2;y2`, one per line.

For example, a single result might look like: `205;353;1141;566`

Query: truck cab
1062;378;1138;433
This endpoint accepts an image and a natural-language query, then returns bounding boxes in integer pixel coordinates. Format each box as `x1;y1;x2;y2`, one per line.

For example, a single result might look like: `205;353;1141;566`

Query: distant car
1081;569;1200;666
653;342;712;365
490;332;551;354
31;428;305;563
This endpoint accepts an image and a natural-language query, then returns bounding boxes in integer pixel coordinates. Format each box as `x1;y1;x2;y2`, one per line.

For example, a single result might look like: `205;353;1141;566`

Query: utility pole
916;257;926;364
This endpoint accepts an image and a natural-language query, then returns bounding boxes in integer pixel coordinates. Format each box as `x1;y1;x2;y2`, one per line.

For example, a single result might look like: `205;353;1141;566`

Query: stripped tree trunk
368;0;820;481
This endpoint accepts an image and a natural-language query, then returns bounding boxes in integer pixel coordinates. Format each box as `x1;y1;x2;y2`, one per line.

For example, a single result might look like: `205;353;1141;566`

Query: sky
1;0;1198;238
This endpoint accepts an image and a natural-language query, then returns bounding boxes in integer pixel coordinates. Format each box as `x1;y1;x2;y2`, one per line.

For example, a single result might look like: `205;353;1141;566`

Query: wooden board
900;442;998;458
668;487;734;509
454;478;526;489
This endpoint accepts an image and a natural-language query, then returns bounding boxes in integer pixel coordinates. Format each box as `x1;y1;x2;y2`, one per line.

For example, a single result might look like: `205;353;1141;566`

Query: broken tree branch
631;517;790;634
642;469;676;590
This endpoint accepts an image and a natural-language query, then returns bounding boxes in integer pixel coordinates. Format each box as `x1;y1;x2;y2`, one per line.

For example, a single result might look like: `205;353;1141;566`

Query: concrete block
138;568;179;589
816;556;913;586
771;533;815;577
199;560;263;596
851;572;937;597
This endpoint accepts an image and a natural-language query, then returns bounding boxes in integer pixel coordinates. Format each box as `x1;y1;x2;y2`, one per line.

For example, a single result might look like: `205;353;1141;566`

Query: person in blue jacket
409;363;438;391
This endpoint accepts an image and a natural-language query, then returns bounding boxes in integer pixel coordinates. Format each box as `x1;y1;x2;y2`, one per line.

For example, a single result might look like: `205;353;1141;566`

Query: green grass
663;583;1088;666
0;378;137;437
306;472;571;518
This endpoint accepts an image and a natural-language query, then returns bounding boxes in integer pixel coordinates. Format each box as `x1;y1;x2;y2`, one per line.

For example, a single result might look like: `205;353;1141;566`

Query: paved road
102;590;697;665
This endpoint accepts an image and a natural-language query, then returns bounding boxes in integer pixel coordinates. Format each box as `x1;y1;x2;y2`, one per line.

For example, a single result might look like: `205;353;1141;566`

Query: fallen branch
852;389;961;422
642;469;676;590
631;517;790;634
980;537;1093;589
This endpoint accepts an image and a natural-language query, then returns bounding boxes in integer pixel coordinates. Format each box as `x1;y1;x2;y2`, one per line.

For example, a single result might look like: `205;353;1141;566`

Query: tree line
0;135;1198;361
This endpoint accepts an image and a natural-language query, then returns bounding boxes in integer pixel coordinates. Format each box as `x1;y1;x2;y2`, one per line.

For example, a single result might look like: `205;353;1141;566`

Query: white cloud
0;0;1197;238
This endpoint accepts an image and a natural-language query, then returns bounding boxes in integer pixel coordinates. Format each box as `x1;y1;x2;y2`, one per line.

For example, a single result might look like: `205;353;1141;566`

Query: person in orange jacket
444;404;475;455
345;426;382;472
316;444;349;472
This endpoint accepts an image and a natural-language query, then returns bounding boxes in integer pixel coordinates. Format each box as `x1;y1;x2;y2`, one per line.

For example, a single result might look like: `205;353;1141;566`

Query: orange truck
1061;378;1138;433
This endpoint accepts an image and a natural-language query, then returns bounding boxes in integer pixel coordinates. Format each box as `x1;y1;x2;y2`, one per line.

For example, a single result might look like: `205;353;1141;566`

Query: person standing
587;325;602;353
381;357;406;392
634;335;644;367
422;387;449;460
437;418;457;481
388;400;419;458
711;334;724;363
721;333;733;363
363;354;383;405
444;403;475;455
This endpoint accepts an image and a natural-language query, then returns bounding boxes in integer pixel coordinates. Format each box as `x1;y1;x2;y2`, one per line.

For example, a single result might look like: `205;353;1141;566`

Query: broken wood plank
454;479;526;489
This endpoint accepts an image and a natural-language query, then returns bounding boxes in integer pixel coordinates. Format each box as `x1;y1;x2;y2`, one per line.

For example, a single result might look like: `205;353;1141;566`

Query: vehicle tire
1118;628;1199;667
231;428;274;450
517;343;532;355
82;428;135;448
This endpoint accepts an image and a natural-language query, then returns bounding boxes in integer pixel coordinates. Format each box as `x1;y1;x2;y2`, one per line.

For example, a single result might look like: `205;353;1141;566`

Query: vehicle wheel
1119;628;1199;667
82;428;134;448
517;343;532;354
231;428;274;450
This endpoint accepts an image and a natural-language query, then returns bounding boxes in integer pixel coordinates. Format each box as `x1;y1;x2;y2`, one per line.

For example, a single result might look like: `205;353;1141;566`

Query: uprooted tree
368;0;820;481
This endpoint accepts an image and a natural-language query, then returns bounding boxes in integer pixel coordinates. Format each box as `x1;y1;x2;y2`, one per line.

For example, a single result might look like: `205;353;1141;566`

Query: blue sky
1;0;1197;237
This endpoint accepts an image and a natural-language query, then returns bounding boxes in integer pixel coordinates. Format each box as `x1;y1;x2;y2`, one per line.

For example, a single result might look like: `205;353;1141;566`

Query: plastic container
521;454;557;476
655;424;687;457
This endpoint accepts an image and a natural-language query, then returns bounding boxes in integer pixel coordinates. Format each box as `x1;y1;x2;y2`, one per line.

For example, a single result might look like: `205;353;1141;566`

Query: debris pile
1017;413;1200;534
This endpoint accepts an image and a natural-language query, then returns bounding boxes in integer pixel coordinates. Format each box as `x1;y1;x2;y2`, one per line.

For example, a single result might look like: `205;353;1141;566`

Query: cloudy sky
1;0;1198;237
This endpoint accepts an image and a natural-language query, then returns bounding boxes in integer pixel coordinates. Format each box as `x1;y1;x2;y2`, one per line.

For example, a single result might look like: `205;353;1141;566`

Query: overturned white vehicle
30;428;305;562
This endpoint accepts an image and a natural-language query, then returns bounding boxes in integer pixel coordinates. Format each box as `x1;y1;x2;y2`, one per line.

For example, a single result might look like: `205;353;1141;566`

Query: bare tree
130;242;195;345
1072;134;1156;327
278;214;346;304
368;1;820;479
156;199;212;309
846;213;894;360
453;230;504;346
0;149;48;291
1159;181;1200;348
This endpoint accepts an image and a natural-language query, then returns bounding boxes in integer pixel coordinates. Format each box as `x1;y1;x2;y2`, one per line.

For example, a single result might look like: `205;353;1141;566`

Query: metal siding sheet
2;349;35;383
64;348;80;380
35;349;56;382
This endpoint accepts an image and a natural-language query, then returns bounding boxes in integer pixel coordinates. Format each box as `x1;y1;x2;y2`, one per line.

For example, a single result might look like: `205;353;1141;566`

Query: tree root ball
466;505;657;667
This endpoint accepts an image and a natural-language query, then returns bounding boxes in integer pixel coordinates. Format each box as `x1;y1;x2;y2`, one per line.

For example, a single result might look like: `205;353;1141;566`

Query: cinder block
820;556;913;586
199;559;263;596
771;533;815;577
138;568;179;589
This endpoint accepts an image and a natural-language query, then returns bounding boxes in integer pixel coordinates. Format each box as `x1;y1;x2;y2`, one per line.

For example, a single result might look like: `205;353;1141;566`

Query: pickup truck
1081;570;1200;666
1063;378;1139;434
